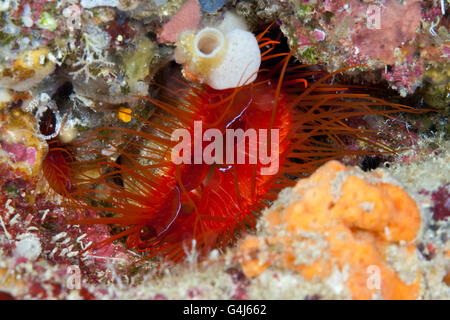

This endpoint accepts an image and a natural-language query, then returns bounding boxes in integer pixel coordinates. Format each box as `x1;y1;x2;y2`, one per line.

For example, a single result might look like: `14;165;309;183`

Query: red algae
350;0;422;65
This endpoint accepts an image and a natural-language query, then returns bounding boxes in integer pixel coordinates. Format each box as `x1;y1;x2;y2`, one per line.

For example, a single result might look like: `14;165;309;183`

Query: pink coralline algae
281;0;447;97
1;142;37;166
321;0;422;66
350;0;422;65
77;212;131;270
158;0;201;43
443;44;450;58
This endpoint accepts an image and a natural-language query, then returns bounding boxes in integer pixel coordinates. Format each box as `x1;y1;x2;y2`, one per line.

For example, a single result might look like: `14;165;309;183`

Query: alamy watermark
171;121;280;175
366;265;381;290
66;265;81;290
366;4;381;29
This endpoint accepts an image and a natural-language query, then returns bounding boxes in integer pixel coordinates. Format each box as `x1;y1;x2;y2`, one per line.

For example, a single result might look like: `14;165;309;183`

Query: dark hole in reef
323;11;334;24
359;155;384;171
146;30;158;41
152;61;182;87
140;225;157;241
10;99;23;109
287;156;305;164
107;154;125;188
38;81;74;137
426;124;438;137
259;23;291;54
52;81;73;110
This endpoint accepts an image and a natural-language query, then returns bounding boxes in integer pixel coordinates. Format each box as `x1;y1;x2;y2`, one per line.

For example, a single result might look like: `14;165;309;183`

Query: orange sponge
240;160;422;299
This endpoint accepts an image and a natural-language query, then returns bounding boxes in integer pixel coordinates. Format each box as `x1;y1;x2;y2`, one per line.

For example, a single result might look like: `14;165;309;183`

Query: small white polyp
14;234;42;261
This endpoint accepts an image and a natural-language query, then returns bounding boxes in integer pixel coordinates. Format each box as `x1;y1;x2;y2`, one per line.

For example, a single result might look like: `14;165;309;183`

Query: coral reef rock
240;160;447;300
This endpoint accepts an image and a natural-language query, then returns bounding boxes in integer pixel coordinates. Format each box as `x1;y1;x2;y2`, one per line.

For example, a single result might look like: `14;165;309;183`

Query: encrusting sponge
175;12;261;90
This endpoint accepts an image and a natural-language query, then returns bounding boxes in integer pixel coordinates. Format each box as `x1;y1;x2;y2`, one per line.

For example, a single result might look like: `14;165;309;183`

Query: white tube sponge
175;13;261;90
206;29;260;90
